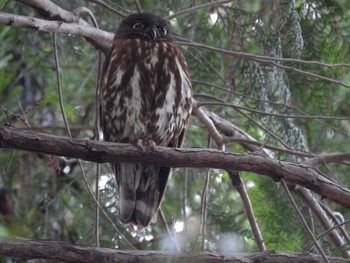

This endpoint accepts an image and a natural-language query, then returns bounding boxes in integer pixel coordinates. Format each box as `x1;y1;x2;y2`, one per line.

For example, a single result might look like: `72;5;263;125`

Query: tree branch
3;4;350;91
0;124;350;208
296;187;348;256
17;0;86;22
0;236;347;263
0;12;113;52
165;0;233;20
305;152;350;166
197;105;350;252
228;170;266;252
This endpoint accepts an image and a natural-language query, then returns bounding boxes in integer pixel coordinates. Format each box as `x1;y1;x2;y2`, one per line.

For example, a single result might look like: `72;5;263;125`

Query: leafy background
0;0;349;258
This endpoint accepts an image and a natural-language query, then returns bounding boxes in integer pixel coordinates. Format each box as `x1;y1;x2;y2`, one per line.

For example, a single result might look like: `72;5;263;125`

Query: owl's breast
101;38;192;145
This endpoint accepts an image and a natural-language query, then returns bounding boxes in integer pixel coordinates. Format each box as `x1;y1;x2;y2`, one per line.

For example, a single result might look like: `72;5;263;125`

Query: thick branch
0;236;347;263
0;12;113;52
17;0;84;22
0;125;350;208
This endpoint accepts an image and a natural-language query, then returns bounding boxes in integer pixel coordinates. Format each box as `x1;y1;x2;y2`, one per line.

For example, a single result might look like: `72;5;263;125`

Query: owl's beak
145;26;159;40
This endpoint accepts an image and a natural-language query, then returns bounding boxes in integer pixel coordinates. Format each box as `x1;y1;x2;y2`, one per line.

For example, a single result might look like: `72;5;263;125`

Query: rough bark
0;12;113;52
0;124;350;208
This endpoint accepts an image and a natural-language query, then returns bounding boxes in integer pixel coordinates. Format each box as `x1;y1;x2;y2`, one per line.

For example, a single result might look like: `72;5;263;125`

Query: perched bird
99;12;192;227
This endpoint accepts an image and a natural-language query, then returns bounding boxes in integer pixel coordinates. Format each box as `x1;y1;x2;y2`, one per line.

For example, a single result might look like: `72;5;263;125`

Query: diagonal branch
0;12;113;52
165;0;233;20
16;0;86;22
228;170;266;252
196;105;350;254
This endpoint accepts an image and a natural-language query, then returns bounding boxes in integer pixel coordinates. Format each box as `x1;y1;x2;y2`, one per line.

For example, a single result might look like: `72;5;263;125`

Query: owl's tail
113;163;170;227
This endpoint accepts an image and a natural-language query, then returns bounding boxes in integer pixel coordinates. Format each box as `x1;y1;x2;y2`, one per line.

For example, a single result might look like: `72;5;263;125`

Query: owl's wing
98;44;116;143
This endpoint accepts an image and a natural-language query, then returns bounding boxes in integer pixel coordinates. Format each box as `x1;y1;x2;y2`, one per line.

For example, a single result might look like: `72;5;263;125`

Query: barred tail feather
114;163;139;223
114;163;170;227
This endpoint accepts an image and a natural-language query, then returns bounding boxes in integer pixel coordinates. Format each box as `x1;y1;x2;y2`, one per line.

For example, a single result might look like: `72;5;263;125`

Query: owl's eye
159;26;168;35
132;23;144;29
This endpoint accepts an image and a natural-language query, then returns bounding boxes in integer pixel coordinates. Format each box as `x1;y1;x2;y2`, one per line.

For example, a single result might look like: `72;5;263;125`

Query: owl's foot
147;139;156;151
136;139;147;152
136;139;156;152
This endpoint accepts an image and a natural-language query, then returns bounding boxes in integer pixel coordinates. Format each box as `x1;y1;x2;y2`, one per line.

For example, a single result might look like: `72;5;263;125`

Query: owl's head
115;12;174;41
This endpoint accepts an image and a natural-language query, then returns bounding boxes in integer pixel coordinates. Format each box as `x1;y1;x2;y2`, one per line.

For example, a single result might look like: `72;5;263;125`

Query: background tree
0;0;350;262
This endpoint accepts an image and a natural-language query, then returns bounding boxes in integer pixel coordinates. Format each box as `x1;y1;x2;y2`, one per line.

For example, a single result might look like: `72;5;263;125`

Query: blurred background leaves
0;0;349;257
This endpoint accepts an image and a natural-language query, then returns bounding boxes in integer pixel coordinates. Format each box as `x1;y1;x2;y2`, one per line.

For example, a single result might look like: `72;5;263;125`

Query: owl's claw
136;139;146;152
147;139;156;151
136;139;156;152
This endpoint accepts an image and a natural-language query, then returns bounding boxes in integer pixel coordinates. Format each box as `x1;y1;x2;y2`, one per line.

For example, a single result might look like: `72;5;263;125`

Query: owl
99;12;192;227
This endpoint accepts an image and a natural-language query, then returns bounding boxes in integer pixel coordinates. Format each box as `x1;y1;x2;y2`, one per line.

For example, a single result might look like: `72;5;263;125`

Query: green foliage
247;173;305;250
0;0;349;258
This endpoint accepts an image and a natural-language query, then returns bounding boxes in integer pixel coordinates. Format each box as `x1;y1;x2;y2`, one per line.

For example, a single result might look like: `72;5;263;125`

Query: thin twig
270;61;350;89
280;179;330;263
0;150;13;185
0;0;10;12
191;49;227;84
234;107;293;149
52;33;72;138
193;103;331;159
134;0;142;12
183;168;188;226
305;219;350;252
178;40;350;69
94;165;100;247
194;81;350;137
52;32;135;249
78;161;136;249
226;137;312;156
158;208;180;251
88;0;129;16
295;187;348;256
166;0;233;20
192;102;225;149
305;152;350;166
73;5;102;248
0;82;46;126
200;135;212;251
197;100;350;121
318;202;350;244
228;170;266;251
180;41;350;89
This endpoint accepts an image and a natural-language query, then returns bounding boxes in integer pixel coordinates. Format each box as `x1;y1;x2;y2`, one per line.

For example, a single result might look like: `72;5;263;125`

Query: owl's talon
147;139;156;151
136;139;146;152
